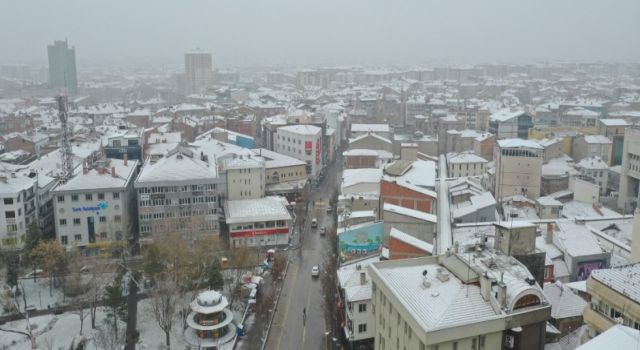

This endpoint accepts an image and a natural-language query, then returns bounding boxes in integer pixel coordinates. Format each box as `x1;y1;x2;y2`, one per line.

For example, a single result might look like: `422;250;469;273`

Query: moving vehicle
326;205;332;213
311;265;320;277
320;227;326;235
311;218;318;228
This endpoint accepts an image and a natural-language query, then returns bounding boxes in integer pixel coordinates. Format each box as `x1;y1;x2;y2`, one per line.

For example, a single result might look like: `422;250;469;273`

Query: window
73;218;81;226
453;342;458;350
98;193;105;200
99;216;106;223
4;198;13;205
85;194;93;201
5;211;15;219
100;232;107;239
358;324;367;333
71;194;79;201
113;192;120;199
59;219;67;226
74;234;81;242
114;215;121;222
61;236;68;245
359;303;367;312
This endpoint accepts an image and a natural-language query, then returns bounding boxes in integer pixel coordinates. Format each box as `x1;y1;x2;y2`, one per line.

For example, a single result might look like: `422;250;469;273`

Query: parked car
311;266;320;278
23;269;43;279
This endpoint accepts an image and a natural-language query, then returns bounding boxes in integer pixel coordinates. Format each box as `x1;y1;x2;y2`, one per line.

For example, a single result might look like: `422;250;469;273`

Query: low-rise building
446;152;488;178
382;203;437;245
225;196;292;248
0;173;37;249
223;155;265;200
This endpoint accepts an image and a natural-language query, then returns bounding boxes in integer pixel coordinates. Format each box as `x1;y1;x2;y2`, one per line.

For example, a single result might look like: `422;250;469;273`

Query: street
266;158;342;350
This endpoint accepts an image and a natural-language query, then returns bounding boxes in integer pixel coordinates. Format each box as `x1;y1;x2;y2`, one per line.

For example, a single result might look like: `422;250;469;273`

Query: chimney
632;208;640;263
124;153;128;166
359;272;366;285
497;281;507;309
480;272;491;302
545;222;554;244
111;166;117;178
82;161;88;175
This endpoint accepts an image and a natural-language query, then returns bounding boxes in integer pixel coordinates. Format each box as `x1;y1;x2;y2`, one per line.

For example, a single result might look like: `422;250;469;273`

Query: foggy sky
1;0;639;67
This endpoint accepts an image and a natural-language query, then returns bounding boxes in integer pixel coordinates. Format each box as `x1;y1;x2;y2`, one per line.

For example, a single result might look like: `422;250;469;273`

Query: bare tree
93;322;125;350
149;277;178;347
227;246;253;309
0;281;37;349
86;262;111;329
270;253;287;281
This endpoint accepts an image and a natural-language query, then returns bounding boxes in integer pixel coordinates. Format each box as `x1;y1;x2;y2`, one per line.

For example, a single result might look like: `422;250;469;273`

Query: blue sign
72;201;109;214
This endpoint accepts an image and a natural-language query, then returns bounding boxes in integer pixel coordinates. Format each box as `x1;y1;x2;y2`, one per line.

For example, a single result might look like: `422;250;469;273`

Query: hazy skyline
1;0;639;67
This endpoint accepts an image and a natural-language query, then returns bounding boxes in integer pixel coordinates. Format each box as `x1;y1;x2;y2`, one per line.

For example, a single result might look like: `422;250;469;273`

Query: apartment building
0;173;37;249
488;109;534;139
446;152;488;178
618;127;640;212
135;149;224;244
53;158;138;251
223;155;265;200
275;124;323;179
369;252;550;350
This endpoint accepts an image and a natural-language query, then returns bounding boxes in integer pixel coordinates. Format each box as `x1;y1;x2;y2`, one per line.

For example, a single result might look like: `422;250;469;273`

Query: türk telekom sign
305;141;312;153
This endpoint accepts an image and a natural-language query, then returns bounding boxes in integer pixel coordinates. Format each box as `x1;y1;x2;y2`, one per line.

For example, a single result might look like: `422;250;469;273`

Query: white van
311;218;318;228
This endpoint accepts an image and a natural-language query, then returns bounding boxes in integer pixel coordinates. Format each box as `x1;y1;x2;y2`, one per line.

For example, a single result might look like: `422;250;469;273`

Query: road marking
301;278;313;345
275;261;299;350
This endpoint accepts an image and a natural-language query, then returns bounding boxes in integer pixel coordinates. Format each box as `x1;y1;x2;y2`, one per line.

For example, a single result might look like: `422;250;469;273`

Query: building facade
275;124;323;179
47;39;78;94
494;139;544;201
185;50;214;94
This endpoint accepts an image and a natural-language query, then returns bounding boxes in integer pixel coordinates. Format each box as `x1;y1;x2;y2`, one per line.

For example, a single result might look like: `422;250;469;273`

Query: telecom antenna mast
57;95;74;184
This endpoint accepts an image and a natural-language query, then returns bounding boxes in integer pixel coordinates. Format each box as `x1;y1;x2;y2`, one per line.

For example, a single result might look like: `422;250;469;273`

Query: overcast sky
1;0;639;67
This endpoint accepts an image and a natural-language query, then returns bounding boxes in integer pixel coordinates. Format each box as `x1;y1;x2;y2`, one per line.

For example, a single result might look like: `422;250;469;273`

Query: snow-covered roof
351;123;390;133
349;132;392;145
136;151;217;185
537;196;563;207
446;152;488;164
576;325;640;349
553;221;607;257
577;156;608;170
55;158;138;192
383;202;437;223
389;228;433;253
583;135;611;144
489;109;526;122
497;138;543;150
225;196;291;224
543;282;587;320
590;263;640;305
342;168;383;189
252;148;306;169
337;256;380;302
277;124;321;136
599;118;629;126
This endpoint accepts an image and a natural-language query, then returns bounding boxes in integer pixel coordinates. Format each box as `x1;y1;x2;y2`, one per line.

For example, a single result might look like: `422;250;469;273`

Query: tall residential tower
47;40;77;94
184;50;213;94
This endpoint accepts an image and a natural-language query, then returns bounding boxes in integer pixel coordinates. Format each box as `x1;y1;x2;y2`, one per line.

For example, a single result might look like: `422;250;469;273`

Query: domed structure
184;290;236;349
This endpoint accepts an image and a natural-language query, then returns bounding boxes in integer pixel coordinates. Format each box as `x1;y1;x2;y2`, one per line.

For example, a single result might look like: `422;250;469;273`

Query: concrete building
225;196;291;248
53;158;138;252
576;156;609;195
253;148;307;198
0;174;37;250
598;119;628;166
618;127;640;212
275;124;323;179
369;252;550;350
488;109;534;139
135;149;223;245
494;139;544;202
382;203;437;245
337;256;379;350
584;263;640;338
572;135;612;165
47;39;77;94
387;227;433;260
184;50;213;94
446;152;488;178
223;155;265;201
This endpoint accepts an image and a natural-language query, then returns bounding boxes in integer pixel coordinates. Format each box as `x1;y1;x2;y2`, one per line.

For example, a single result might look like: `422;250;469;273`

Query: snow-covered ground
1;298;248;350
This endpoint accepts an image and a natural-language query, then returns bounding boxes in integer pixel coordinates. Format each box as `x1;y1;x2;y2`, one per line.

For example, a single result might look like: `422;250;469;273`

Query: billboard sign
338;221;383;261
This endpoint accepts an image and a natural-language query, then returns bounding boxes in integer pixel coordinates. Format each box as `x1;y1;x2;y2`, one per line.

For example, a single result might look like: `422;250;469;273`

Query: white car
311;265;320;278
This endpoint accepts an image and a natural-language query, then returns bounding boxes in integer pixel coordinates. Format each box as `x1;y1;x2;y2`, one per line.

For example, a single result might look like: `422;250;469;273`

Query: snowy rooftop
277;124;321;136
337;256;380;302
576;325;640;349
489;108;526;122
0;174;35;195
55;158;138;192
223;156;264;170
553;221;607;257
590;264;640;305
390;228;433;253
497;138;543;150
136;151;217;185
349;132;392;144
543;282;587;320
370;258;498;331
383;203;437;223
384;160;437;189
351;123;390;133
577;156;609;170
599;118;629;126
342;168;383;189
225;196;291;224
583;135;611;144
446;152;488;164
252;148;306;169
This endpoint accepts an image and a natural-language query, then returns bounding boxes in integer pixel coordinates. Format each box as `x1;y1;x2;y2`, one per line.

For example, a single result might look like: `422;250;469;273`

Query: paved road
266;159;341;350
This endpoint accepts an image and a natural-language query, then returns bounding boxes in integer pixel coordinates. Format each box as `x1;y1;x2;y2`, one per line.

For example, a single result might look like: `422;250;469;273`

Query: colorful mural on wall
338;221;383;261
